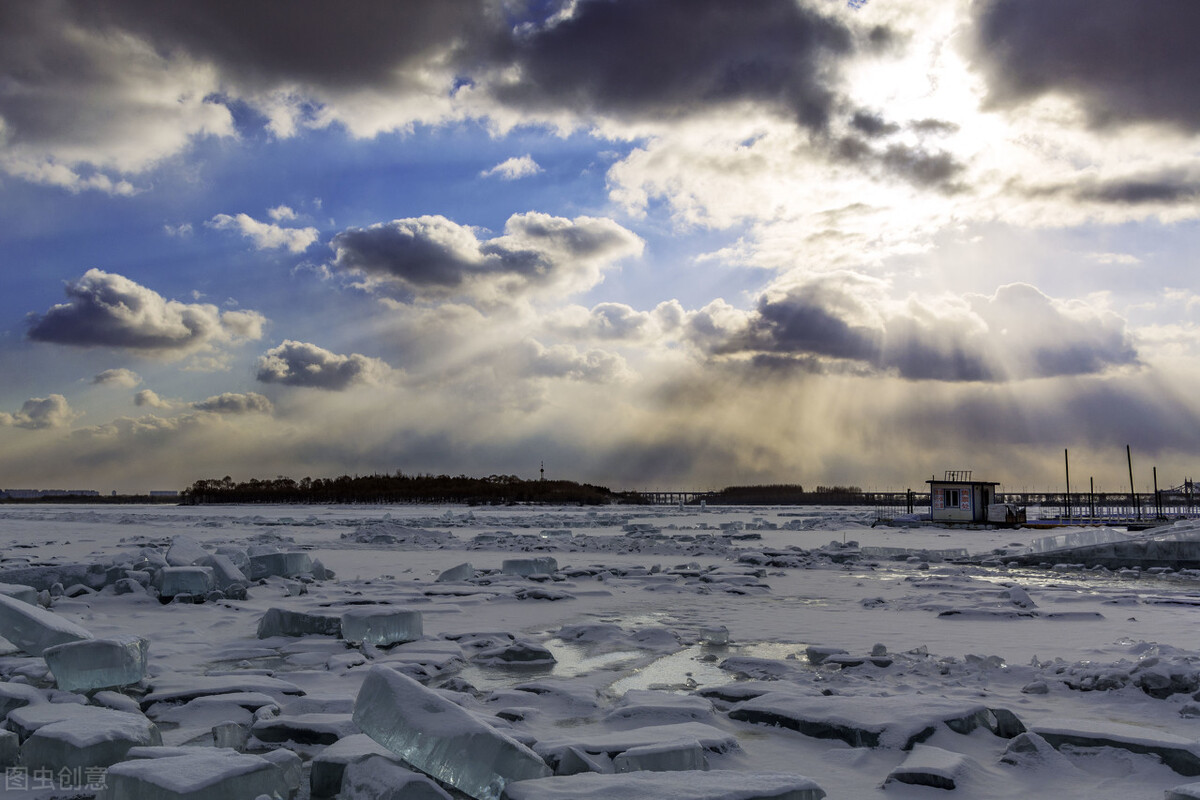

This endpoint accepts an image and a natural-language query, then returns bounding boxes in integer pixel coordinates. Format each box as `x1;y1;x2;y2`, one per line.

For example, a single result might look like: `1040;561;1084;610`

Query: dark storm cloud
1076;177;1200;206
850;111;900;138
62;0;491;92
26;270;265;352
255;340;388;391
972;0;1200;130
711;279;1137;383
192;392;273;415
491;0;855;129
910;118;960;136
833;136;965;191
898;379;1200;453
737;290;880;362
879;144;964;189
329;213;642;302
1022;171;1200;206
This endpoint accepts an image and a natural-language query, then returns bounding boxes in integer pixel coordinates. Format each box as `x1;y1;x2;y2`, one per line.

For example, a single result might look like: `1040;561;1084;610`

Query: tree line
182;472;644;506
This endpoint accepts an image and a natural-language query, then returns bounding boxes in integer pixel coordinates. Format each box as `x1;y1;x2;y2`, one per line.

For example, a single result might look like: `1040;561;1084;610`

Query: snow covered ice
0;502;1200;799
354;665;552;799
0;591;92;655
43;635;148;692
341;607;423;646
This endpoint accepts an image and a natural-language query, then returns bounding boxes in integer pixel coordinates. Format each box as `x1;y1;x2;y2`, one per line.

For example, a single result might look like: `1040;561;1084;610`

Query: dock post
1127;445;1140;522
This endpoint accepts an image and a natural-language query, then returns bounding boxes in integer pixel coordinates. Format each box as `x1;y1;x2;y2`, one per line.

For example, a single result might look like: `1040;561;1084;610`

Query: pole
1127;445;1140;522
1064;448;1071;521
1089;476;1095;520
1153;466;1160;519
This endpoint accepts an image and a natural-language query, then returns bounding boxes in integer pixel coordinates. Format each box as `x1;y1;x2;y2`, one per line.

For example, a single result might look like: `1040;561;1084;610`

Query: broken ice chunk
604;691;715;725
101;748;293;800
341;607;422;646
20;707;160;771
248;551;314;580
201;553;249;590
257;607;342;639
1032;718;1200;776
474;640;556;667
0;582;38;605
262;747;303;796
437;562;475;582
309;733;399;799
612;738;707;773
1167;783;1200;800
44;635;148;692
502;557;558;577
166;535;209;566
157;566;214;600
501;770;826;800
251;712;358;746
533;723;738;770
0;593;92;656
353;665;552;800
884;744;980;790
728;694;1021;750
340;753;454;800
0;730;17;768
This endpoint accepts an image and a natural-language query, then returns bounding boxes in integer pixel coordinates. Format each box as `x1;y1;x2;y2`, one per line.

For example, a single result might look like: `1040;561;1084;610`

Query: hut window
943;489;960;507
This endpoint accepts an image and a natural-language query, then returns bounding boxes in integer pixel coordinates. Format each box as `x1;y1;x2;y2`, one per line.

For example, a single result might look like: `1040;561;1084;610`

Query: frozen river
0;502;1197;799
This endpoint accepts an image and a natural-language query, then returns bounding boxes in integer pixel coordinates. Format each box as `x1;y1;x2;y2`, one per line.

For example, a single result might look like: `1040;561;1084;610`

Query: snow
502;770;826;800
42;635;148;692
0;503;1197;798
353;665;552;799
0;593;92;656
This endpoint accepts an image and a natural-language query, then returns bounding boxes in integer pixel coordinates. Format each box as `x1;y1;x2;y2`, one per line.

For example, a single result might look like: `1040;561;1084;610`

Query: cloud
547;302;665;342
0;395;77;430
971;0;1200;131
193;392;273;414
706;277;1139;382
0;3;233;191
488;0;855;130
329;212;643;304
480;155;542;180
208;213;319;253
90;368;142;388
514;340;629;384
255;340;390;390
134;389;174;409
0;2;490;188
267;205;297;222
26;269;266;354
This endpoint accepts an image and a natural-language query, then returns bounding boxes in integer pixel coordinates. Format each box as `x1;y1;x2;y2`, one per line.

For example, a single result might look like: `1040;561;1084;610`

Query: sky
2;0;1200;495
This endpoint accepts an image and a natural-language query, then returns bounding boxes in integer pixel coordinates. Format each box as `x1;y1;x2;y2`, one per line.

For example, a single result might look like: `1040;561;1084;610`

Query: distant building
0;488;99;499
927;471;999;524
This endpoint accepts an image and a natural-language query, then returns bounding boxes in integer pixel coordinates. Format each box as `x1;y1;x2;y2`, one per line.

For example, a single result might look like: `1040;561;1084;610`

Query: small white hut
927;471;1000;524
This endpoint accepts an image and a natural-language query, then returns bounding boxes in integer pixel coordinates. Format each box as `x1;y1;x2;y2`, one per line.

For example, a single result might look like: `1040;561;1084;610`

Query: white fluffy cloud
0;395;77;430
134;389;174;409
208;212;319;253
480;155;542;180
26;269;266;355
90;368;142;388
